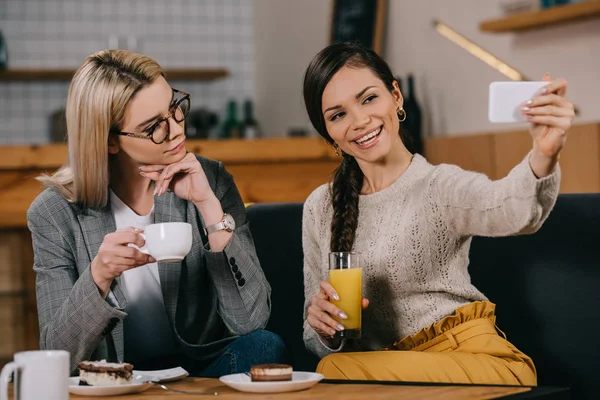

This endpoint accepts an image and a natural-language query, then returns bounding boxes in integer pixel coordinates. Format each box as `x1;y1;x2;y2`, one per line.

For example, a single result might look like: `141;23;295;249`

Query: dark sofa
246;194;600;400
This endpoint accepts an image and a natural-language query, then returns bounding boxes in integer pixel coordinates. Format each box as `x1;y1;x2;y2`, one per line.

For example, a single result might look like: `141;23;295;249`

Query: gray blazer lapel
77;205;126;360
154;192;186;320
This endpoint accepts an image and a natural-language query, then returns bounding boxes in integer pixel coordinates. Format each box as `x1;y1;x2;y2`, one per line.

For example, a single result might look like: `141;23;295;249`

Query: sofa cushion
469;193;600;399
246;202;320;371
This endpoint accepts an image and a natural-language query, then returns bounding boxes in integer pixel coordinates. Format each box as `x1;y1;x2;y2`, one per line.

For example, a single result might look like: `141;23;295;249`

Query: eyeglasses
113;88;191;144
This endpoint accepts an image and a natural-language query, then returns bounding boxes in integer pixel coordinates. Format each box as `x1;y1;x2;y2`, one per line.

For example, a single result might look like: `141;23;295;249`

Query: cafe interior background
0;0;599;366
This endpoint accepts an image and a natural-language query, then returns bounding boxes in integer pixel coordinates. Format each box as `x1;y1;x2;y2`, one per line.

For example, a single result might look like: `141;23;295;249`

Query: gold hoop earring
333;143;341;157
397;107;407;122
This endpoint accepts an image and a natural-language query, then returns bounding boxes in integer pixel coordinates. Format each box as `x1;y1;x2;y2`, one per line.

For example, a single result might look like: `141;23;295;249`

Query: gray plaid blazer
27;156;271;373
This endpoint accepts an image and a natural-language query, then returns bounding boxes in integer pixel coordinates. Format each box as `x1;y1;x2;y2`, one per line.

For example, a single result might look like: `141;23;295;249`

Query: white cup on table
0;350;69;400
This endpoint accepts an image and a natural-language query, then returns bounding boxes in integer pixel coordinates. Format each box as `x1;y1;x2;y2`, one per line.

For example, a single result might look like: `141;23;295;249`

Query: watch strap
205;220;226;235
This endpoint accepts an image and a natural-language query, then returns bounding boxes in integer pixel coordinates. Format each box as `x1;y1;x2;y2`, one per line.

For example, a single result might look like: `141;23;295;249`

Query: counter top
0;137;338;228
0;137;336;170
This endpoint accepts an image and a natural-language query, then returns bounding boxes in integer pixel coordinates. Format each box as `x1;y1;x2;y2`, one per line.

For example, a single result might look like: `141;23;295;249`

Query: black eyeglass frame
112;88;191;144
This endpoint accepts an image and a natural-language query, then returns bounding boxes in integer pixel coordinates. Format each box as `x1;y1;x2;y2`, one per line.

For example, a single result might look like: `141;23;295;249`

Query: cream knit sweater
302;153;560;359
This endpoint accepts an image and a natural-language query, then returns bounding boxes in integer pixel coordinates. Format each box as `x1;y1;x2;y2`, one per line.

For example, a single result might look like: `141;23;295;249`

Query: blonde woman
27;50;286;375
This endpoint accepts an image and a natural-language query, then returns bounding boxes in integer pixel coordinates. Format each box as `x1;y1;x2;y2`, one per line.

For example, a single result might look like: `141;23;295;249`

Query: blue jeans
195;330;288;378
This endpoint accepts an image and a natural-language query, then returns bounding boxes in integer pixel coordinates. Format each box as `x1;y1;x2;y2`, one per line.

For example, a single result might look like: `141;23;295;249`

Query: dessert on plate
77;360;134;386
250;364;293;382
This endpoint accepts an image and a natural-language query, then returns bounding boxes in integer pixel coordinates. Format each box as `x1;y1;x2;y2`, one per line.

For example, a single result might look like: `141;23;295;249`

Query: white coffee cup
0;350;69;400
134;222;193;262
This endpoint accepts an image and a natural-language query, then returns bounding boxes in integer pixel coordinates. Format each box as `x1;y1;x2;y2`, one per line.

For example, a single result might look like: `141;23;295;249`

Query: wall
0;0;255;144
253;0;332;138
2;1;598;142
252;0;600;138
386;0;600;137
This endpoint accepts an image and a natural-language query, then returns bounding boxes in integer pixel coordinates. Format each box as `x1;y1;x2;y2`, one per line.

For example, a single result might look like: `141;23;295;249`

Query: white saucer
219;371;324;394
68;377;152;396
133;366;189;383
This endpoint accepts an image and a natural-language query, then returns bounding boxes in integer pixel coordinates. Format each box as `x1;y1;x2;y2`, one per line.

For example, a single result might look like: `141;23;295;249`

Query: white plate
68;377;152;396
132;366;189;383
219;371;324;394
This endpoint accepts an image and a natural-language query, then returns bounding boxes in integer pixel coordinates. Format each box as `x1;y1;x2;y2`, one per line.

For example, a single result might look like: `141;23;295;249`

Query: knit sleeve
433;151;561;238
302;187;346;358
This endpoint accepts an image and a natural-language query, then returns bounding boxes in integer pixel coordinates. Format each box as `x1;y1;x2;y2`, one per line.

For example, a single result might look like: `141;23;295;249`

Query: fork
150;381;219;396
134;375;218;396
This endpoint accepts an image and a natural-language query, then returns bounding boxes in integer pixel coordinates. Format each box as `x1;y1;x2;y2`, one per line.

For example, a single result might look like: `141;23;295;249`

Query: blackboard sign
330;0;387;54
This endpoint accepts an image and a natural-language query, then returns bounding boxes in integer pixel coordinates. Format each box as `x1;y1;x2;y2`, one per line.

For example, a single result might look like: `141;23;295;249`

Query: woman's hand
91;227;155;298
139;152;215;205
307;280;369;338
140;152;232;251
522;74;574;177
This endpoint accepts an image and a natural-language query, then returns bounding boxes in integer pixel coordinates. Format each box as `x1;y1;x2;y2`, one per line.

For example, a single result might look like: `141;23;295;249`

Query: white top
110;190;178;363
302;153;561;358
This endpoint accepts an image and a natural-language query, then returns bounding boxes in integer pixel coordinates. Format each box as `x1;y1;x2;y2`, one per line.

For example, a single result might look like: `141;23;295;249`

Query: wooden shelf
0;68;229;82
480;1;600;32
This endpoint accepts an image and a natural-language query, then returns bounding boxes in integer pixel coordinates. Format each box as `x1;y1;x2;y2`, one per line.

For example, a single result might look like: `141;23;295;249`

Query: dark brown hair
303;42;404;252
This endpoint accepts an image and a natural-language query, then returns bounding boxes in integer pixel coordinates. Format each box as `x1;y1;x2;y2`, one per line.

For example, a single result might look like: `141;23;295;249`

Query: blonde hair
37;50;165;208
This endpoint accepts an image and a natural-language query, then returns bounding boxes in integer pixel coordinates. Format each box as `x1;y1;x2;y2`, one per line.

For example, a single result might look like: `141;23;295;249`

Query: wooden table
17;378;536;399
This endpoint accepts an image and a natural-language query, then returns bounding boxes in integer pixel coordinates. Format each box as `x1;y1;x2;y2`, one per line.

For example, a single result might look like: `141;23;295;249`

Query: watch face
224;214;236;231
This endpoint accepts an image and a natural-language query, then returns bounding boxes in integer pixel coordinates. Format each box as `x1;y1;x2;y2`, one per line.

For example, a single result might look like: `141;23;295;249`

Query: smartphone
488;81;548;123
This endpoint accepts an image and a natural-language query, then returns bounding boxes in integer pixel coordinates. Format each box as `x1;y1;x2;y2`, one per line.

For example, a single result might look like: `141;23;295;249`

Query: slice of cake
77;360;134;386
250;364;293;382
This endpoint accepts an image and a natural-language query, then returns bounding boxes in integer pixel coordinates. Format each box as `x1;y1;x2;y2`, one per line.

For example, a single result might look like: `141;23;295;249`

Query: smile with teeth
354;127;382;145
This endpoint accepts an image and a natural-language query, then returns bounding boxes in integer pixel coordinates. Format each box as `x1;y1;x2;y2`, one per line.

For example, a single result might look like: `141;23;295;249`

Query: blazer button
229;257;236;266
234;271;242;280
231;264;239;273
238;278;246;287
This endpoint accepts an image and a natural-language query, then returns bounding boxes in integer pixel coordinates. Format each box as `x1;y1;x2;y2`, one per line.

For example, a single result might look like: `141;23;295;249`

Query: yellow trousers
317;301;536;386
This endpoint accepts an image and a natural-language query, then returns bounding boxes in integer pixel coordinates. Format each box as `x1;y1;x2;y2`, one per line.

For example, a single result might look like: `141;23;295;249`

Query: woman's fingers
139;170;161;181
362;298;370;309
310;307;344;333
104;227;142;245
320;280;339;301
524;94;571;109
150;157;199;196
315;297;346;319
307;314;337;337
526;115;571;131
538;77;567;97
307;303;345;335
523;104;574;118
138;164;168;173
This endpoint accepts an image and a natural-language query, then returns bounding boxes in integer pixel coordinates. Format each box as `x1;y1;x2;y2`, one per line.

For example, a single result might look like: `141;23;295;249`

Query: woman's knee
316;353;353;379
236;330;288;363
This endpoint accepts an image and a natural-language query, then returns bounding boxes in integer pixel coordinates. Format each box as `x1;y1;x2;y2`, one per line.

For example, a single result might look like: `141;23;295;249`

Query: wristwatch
205;213;236;235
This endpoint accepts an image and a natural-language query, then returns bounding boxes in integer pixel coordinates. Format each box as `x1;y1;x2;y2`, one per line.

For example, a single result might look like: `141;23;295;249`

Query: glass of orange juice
328;252;362;339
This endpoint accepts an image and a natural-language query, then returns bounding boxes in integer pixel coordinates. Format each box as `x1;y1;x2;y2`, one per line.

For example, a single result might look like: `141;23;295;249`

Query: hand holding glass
329;252;362;339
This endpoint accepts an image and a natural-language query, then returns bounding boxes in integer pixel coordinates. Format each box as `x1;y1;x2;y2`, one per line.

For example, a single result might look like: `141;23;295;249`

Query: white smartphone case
488;81;548;123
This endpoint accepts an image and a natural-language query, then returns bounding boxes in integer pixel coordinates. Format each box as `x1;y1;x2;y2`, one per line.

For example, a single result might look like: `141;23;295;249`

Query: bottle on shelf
397;74;424;156
221;100;241;139
241;99;260;139
541;0;570;8
0;30;8;69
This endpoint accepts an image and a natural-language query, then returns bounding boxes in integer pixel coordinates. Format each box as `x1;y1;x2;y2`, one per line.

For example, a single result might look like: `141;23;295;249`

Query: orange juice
329;267;362;337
